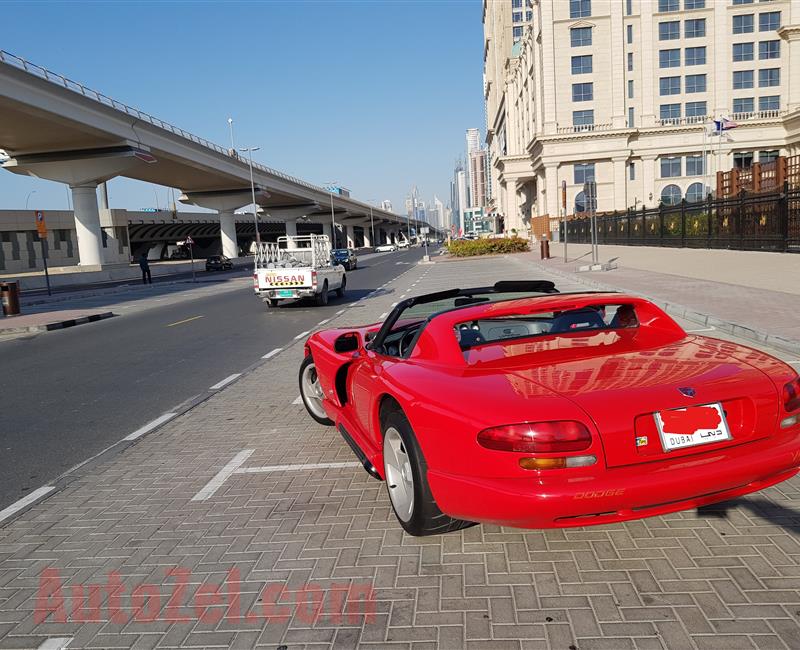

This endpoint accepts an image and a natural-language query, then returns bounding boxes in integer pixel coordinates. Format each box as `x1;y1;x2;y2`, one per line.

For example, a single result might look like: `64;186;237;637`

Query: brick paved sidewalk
525;244;800;353
1;255;800;649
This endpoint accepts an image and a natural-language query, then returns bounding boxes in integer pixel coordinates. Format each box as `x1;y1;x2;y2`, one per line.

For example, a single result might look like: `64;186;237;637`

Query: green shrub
446;236;530;257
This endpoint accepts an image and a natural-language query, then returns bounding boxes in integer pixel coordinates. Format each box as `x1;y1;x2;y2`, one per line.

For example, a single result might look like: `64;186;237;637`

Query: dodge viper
299;280;800;536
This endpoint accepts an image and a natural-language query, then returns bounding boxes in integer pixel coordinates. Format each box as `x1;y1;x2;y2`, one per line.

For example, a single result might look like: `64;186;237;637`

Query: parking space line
292;395;302;405
209;374;240;391
317;318;330;326
191;449;255;501
379;312;389;319
235;461;361;475
262;348;282;359
686;327;716;332
294;330;310;340
37;639;73;650
123;413;177;442
0;486;56;525
336;309;346;315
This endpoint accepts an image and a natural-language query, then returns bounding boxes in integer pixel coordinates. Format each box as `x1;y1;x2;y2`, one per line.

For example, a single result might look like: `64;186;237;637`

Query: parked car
374;244;397;252
397;239;410;249
205;255;233;271
298;280;800;536
331;248;358;270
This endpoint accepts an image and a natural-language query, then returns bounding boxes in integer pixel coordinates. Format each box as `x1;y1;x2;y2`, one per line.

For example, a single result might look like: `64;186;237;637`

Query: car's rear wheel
381;408;474;536
266;298;279;308
336;275;346;298
299;355;333;426
315;281;329;306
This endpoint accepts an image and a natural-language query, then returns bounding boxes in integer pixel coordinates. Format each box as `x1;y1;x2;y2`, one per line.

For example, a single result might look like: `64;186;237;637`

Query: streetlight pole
25;190;37;211
240;146;261;246
26;191;51;295
366;199;376;249
227;118;236;155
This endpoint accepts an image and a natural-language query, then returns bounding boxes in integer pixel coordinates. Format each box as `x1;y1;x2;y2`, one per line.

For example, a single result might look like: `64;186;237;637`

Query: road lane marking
336;309;346;315
209;374;241;391
686;327;717;332
191;449;255;501
292;395;303;405
294;330;311;340
0;486;56;524
379;312;389;319
262;348;282;359
37;639;73;650
235;461;361;475
123;413;177;442
166;315;204;327
317;318;330;326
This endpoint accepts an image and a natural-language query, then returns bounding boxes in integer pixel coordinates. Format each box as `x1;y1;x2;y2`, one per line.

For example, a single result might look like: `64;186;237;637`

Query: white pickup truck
253;234;345;307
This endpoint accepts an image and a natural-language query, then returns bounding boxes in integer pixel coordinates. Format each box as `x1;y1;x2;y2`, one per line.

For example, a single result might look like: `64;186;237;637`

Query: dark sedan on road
205;255;233;271
331;248;358;271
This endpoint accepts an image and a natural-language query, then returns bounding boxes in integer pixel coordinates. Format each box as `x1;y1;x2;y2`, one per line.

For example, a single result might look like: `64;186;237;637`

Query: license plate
278;289;294;298
653;402;731;452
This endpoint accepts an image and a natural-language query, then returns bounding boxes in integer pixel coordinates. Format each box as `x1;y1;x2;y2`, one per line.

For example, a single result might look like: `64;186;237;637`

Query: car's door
348;348;389;446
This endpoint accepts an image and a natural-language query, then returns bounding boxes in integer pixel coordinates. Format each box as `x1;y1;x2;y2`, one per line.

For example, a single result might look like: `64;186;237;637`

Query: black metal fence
561;184;800;253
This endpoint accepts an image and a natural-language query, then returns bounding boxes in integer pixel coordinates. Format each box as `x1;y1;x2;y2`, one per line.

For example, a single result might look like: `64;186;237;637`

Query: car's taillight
784;376;800;413
477;421;592;454
253;273;258;288
311;270;317;287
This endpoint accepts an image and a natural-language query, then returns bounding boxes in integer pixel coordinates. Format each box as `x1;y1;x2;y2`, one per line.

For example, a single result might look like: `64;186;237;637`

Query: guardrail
0;49;406;221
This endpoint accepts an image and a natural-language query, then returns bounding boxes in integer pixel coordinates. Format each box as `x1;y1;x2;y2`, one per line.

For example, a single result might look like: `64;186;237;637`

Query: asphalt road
0;247;430;509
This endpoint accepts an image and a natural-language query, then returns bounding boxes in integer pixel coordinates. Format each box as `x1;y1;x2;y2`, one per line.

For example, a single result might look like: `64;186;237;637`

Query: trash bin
539;237;551;260
0;281;21;316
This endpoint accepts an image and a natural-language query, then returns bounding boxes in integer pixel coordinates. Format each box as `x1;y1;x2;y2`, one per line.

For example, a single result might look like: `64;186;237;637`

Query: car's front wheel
381;408;474;536
298;355;333;426
336;275;346;298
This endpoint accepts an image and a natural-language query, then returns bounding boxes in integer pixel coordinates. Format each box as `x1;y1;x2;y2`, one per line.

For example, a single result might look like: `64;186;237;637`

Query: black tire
381;407;475;537
336;275;346;298
266;298;279;308
315;282;329;306
298;355;333;426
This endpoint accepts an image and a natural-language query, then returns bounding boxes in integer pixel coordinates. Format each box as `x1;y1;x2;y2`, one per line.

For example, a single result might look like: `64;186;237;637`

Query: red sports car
299;281;800;536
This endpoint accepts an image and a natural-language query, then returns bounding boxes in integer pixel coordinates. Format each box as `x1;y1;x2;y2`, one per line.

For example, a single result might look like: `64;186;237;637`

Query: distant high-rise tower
466;128;481;155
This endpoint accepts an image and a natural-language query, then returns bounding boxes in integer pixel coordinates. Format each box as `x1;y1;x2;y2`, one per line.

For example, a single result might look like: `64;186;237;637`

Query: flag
711;117;738;135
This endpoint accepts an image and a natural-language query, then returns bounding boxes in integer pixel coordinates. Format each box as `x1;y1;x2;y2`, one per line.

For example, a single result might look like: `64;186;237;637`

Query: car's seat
458;328;486;349
549;309;606;333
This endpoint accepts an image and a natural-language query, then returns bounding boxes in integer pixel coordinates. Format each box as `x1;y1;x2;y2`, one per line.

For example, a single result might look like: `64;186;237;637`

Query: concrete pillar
344;225;355;248
71;184;104;267
363;225;372;247
219;211;238;258
642;155;658;207
544;164;559;219
613;157;628;210
284;219;298;237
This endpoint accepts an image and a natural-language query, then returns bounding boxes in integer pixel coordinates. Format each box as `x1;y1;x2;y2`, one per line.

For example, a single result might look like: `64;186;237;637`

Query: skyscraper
466;127;481;155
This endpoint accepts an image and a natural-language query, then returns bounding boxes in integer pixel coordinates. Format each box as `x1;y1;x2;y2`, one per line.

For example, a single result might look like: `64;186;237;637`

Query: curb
528;260;800;357
0;311;115;335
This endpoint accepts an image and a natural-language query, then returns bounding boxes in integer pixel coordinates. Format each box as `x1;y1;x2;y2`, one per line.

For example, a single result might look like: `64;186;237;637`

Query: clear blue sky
1;0;484;215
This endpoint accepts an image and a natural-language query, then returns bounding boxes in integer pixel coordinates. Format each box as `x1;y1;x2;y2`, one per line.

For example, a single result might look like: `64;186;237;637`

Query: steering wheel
397;329;417;357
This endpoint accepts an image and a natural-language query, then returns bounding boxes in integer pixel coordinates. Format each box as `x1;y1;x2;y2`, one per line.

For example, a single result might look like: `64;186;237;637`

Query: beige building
483;0;800;234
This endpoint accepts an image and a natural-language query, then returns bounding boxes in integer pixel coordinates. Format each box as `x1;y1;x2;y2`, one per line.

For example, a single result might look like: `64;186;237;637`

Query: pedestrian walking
139;253;152;284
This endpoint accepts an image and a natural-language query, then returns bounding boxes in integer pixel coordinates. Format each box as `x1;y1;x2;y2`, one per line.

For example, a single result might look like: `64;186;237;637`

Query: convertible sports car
299;281;800;536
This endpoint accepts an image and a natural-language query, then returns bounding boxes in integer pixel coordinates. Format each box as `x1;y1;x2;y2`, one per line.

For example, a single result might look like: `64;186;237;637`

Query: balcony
656;115;708;127
556;123;614;134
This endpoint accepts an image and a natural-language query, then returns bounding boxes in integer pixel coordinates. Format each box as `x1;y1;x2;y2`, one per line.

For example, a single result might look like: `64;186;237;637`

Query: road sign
420;226;429;235
185;235;194;246
35;210;47;238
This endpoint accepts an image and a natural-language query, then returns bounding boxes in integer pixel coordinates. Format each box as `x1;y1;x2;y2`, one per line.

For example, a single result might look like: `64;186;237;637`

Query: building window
733;70;754;89
573;110;595;128
659;49;680;68
570;0;591;18
659;0;679;11
628;107;635;127
660;103;681;120
627;24;633;43
759;68;780;87
685;0;705;8
572;82;594;102
685;19;706;38
659;21;680;40
627;52;634;71
512;0;522;7
685;46;706;65
732;0;753;4
733;152;754;168
759;95;780;110
733;42;754;61
758;40;780;59
660;76;681;95
686;155;705;176
732;97;755;113
661;184;682;205
685;101;707;117
629;162;636;180
661;157;682;178
571;55;593;74
574;163;596;185
574;191;596;214
628;79;634;98
626;0;633;15
759;150;779;163
513;26;523;40
686;74;706;93
733;14;754;34
685;182;705;203
759;11;780;31
526;10;533;21
570;27;592;47
513;11;523;22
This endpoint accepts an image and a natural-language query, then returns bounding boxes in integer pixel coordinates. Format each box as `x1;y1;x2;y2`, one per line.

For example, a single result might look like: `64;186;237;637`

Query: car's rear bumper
427;429;800;528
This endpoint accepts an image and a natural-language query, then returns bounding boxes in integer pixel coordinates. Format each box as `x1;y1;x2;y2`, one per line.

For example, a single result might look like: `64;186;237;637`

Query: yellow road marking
166;315;204;328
